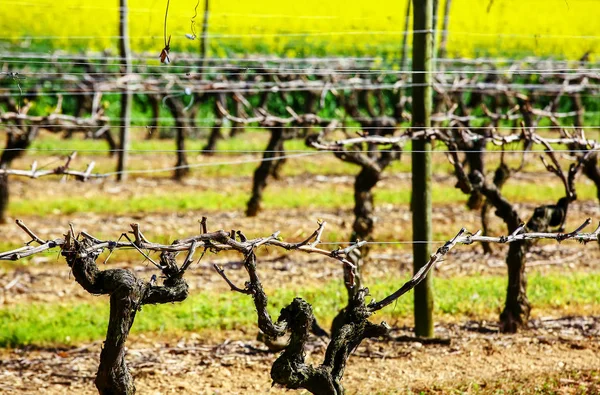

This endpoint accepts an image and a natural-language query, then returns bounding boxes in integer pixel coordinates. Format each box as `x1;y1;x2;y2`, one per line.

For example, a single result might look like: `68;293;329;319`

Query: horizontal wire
10;68;600;77
4;235;583;260
3;236;583;259
2;53;599;66
1;30;598;40
2;85;599;97
100;151;325;176
4;57;599;70
16;149;600;178
2;78;597;90
5;124;600;130
1;54;383;63
4;148;600;155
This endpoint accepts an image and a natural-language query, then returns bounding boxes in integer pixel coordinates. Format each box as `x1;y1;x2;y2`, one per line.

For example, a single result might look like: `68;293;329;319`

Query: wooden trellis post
116;0;132;181
411;0;434;338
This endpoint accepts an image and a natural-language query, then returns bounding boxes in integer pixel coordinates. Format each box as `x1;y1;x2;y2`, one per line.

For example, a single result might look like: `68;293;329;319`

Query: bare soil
1;167;600;393
0;316;598;394
1;201;599;306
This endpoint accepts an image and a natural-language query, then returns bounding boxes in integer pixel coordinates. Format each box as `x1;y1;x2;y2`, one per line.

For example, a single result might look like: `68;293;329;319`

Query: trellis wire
2;53;599;66
0;56;600;70
1;30;598;40
2;148;600;155
4;124;600;130
1;85;599;98
10;68;600;77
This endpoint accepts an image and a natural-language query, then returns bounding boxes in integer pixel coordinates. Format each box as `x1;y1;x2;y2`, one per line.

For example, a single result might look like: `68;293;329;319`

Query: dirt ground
1;201;599;306
0;316;598;394
1;169;600;394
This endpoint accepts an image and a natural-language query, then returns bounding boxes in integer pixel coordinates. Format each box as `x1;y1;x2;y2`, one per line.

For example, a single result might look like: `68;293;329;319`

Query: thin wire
319;241;448;245
14;68;600;77
100;151;324;176
435;57;598;65
7;124;600;130
1;30;598;40
5;57;599;70
4;148;600;155
0;53;381;62
0;90;596;99
2;83;599;97
0;52;594;65
2;53;598;66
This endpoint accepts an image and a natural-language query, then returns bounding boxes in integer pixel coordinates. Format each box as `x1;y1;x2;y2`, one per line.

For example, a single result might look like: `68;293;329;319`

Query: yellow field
0;0;598;59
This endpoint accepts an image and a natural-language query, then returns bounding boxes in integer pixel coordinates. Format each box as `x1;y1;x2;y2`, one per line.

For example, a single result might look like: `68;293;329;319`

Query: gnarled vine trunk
499;241;530;333
164;97;190;180
246;126;286;217
63;240;189;394
0;125;39;223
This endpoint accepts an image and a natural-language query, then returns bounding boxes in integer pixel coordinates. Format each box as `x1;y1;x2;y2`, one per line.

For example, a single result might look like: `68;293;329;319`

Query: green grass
1;271;598;347
26;128;585;179
30;127;300;154
9;178;599;217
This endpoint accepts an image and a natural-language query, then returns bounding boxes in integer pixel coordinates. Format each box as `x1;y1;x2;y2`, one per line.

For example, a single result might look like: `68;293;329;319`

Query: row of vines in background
2;56;599;124
1;54;599;337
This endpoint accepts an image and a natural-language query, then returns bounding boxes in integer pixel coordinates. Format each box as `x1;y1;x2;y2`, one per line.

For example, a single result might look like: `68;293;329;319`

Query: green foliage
8;177;599;217
0;271;597;347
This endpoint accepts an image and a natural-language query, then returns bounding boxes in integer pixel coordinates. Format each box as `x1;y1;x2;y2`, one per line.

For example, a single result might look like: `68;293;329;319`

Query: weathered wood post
400;0;412;73
200;0;210;70
438;0;453;59
116;0;132;181
411;0;434;338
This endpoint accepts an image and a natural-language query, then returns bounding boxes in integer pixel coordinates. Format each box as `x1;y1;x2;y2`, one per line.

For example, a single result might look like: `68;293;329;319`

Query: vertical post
411;0;434;338
399;0;411;73
438;0;453;60
432;0;440;60
200;0;210;70
116;0;132;181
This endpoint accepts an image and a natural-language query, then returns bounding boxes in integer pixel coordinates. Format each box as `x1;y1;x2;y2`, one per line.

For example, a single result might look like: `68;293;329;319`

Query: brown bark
235;253;388;395
464;145;486;210
229;99;246;138
269;148;287;180
0;175;9;224
202;118;223;154
163;97;190;180
469;171;528;332
465;161;577;333
0;125;39;223
570;93;600;202
479;161;511;254
62;240;189;394
583;153;600;202
220;237;447;394
329;121;400;334
145;94;161;139
102;129;119;157
246;126;286;217
499;241;529;333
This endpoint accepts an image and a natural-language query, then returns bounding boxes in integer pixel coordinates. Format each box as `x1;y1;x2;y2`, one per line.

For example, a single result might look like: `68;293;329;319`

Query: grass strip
8;181;599;217
1;271;598;347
